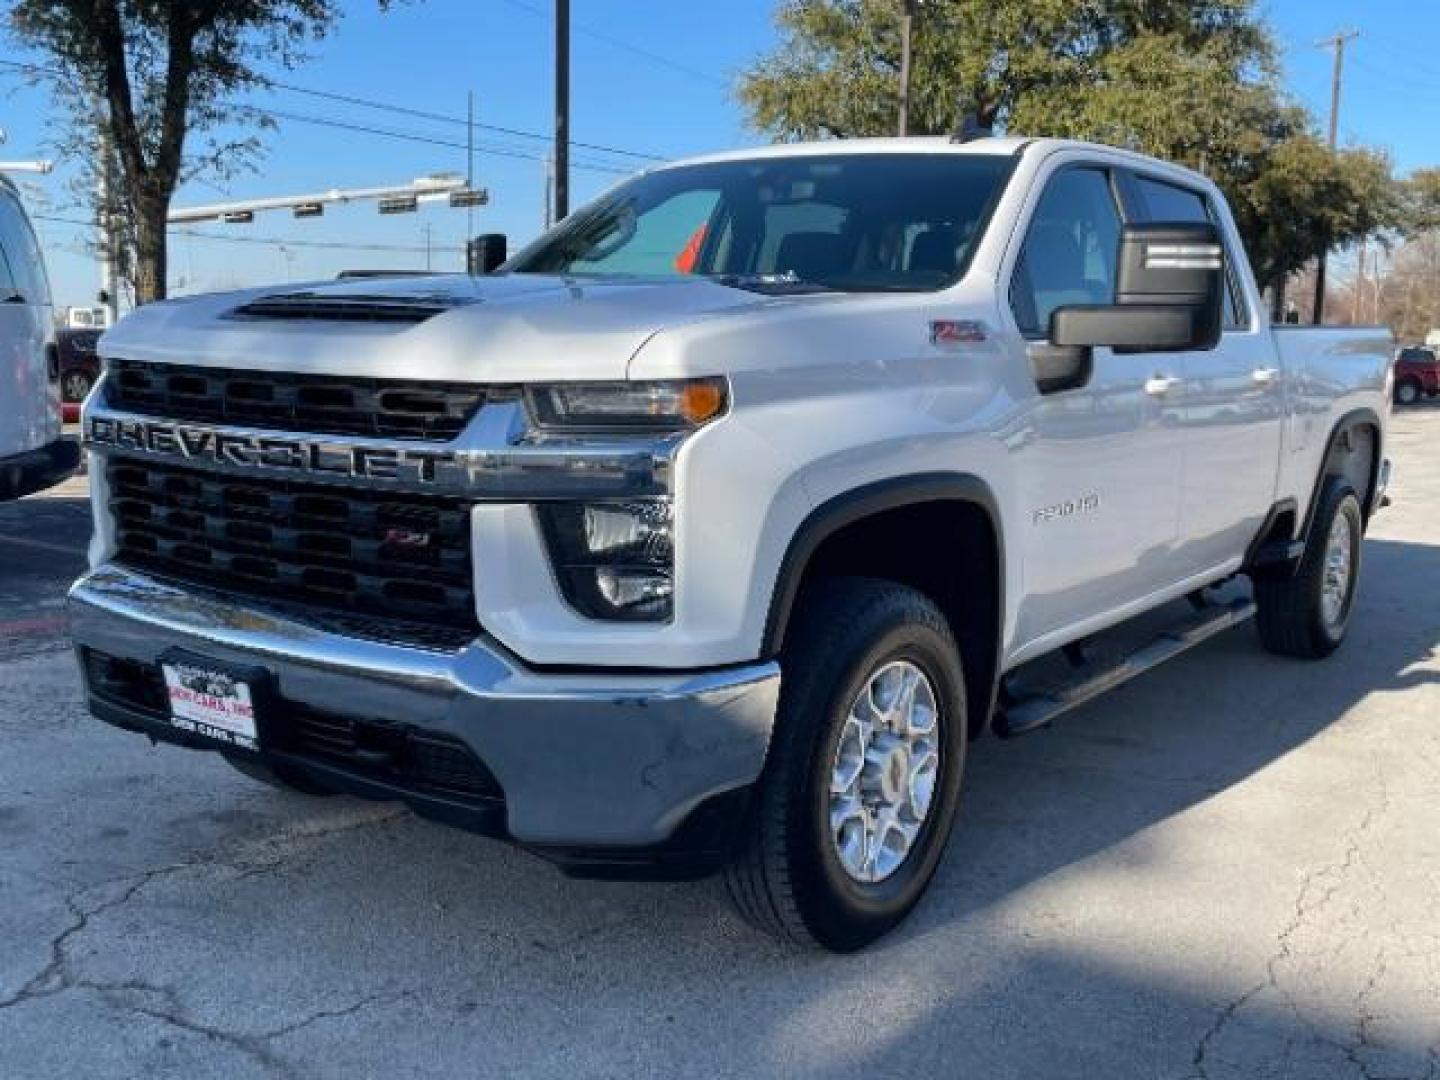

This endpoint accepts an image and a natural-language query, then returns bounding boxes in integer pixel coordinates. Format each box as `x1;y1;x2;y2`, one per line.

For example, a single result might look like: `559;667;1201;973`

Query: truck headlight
536;501;674;621
525;378;726;432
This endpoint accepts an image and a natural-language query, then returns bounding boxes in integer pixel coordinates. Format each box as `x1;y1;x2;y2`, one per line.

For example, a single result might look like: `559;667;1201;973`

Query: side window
1009;168;1122;339
0;239;15;296
0;191;50;306
0;198;20;297
1134;175;1248;331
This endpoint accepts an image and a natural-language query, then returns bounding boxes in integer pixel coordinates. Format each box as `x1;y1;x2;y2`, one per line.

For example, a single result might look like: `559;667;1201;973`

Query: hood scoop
228;289;482;324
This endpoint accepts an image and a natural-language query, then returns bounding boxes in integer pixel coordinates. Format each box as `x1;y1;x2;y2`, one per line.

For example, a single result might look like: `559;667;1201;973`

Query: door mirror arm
1027;340;1092;395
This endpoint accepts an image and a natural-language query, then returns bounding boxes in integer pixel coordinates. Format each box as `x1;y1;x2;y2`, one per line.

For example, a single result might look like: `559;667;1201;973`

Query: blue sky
1;0;1436;308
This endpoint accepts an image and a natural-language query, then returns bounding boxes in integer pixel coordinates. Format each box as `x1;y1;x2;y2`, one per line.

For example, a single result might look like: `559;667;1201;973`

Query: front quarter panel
477;286;1024;670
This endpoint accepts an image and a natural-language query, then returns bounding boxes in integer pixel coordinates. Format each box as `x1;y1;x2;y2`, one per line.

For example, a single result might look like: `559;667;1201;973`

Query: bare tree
8;2;399;303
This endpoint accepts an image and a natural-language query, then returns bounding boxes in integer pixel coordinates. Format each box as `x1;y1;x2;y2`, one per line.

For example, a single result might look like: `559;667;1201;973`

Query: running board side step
995;597;1257;738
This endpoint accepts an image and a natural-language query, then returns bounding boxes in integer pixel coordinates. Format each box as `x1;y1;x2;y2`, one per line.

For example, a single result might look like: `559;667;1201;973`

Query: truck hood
99;273;811;383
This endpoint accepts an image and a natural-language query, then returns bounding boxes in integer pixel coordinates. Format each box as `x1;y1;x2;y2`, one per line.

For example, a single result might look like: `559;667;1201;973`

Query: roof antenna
952;106;992;144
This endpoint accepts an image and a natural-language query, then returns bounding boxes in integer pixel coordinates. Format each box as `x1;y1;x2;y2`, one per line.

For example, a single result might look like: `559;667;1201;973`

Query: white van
0;174;78;500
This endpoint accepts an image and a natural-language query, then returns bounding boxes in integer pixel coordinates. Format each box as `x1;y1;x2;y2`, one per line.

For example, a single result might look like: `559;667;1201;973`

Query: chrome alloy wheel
828;660;942;884
1321;512;1354;630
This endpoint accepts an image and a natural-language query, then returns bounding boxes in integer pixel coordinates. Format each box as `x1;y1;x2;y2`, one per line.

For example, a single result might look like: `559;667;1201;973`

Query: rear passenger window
1135;175;1248;331
1009;169;1122;339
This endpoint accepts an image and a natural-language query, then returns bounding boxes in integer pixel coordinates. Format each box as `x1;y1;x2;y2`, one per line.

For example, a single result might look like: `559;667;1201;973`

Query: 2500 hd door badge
1032;493;1101;525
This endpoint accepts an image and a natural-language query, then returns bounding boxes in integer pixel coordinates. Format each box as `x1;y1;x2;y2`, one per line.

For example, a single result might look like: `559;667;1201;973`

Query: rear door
0;185;57;459
1004;162;1186;655
1126;172;1283;572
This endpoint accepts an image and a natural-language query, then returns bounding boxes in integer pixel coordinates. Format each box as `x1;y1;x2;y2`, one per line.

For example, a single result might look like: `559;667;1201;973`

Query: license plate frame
158;650;274;754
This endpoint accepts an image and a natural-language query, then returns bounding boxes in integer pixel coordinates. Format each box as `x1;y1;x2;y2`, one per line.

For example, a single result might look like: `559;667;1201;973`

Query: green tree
8;1;400;303
1400;168;1440;236
739;0;1401;316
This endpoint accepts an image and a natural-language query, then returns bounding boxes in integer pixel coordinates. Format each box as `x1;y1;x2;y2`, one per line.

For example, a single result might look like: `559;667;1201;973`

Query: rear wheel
1254;479;1363;659
1395;377;1421;406
723;578;967;951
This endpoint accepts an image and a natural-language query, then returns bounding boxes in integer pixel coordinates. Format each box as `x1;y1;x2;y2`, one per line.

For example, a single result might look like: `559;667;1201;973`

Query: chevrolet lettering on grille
86;415;459;485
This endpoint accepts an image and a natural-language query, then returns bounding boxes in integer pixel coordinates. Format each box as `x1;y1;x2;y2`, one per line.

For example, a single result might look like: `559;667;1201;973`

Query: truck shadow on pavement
6;501;1439;1076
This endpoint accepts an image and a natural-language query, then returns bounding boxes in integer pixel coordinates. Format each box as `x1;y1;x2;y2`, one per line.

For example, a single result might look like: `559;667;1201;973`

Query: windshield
508;153;1015;293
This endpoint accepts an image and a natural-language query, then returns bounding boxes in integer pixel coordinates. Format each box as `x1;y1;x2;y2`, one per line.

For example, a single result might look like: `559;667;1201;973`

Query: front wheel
723;578;967;951
1253;479;1364;659
1395;378;1421;407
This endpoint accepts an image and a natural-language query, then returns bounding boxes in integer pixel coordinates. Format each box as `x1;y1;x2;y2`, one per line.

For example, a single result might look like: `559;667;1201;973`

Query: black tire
223;754;335;796
1395;378;1421;407
723;577;968;951
1254;479;1363;659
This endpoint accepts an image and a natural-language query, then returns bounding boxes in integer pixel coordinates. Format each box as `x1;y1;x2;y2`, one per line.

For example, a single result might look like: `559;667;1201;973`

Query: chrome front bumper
68;565;780;854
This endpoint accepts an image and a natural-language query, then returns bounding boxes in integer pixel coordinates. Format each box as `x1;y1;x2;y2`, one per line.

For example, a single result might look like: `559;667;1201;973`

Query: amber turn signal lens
678;379;727;424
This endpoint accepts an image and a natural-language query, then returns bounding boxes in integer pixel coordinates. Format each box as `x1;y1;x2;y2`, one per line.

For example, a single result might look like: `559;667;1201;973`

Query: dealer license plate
161;661;260;751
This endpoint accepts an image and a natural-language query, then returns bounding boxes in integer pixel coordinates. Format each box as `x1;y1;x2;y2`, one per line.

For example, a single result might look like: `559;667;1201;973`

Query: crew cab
0;174;80;500
70;138;1392;950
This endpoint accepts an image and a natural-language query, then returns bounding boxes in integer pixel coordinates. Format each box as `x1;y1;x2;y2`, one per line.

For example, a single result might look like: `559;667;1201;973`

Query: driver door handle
1144;375;1182;397
1252;366;1280;386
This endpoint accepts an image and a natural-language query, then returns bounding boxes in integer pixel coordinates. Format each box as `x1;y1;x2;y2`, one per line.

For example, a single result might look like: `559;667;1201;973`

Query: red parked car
1394;346;1440;406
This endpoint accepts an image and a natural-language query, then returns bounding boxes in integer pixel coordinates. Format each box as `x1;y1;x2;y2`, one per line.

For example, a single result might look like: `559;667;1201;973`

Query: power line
236;104;634;175
33;212;449;253
495;0;728;88
265;79;666;161
0;56;665;166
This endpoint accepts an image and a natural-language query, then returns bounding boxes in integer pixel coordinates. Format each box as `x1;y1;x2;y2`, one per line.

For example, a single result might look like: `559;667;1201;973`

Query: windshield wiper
710;272;836;295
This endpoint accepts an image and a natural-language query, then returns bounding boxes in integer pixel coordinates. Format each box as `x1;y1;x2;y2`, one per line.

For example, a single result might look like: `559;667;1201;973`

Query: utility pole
553;0;570;222
897;0;918;136
543;153;555;230
1313;29;1360;325
466;91;476;241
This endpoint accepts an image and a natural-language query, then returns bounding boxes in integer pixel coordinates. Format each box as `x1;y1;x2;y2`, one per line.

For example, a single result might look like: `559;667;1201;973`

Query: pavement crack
1191;981;1266;1078
1188;757;1393;1079
91;979;298;1079
261;990;415;1041
0;861;191;1012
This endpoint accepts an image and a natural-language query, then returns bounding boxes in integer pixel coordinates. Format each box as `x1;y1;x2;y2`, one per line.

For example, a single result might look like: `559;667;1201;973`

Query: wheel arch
761;473;1005;739
1304;408;1383;538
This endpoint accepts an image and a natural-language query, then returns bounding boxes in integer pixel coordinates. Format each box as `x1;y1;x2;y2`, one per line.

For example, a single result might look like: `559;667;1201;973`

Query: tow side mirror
1050;221;1225;354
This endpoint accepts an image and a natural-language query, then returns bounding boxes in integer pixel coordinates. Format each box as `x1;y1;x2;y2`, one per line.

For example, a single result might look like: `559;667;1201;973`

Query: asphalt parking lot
2;410;1438;1080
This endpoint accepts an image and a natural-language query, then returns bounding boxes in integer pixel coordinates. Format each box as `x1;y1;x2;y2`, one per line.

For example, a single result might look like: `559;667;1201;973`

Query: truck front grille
108;457;478;635
106;359;485;442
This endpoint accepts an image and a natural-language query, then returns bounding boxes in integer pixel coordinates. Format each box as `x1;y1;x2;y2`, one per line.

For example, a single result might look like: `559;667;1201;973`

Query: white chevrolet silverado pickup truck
71;137;1393;950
